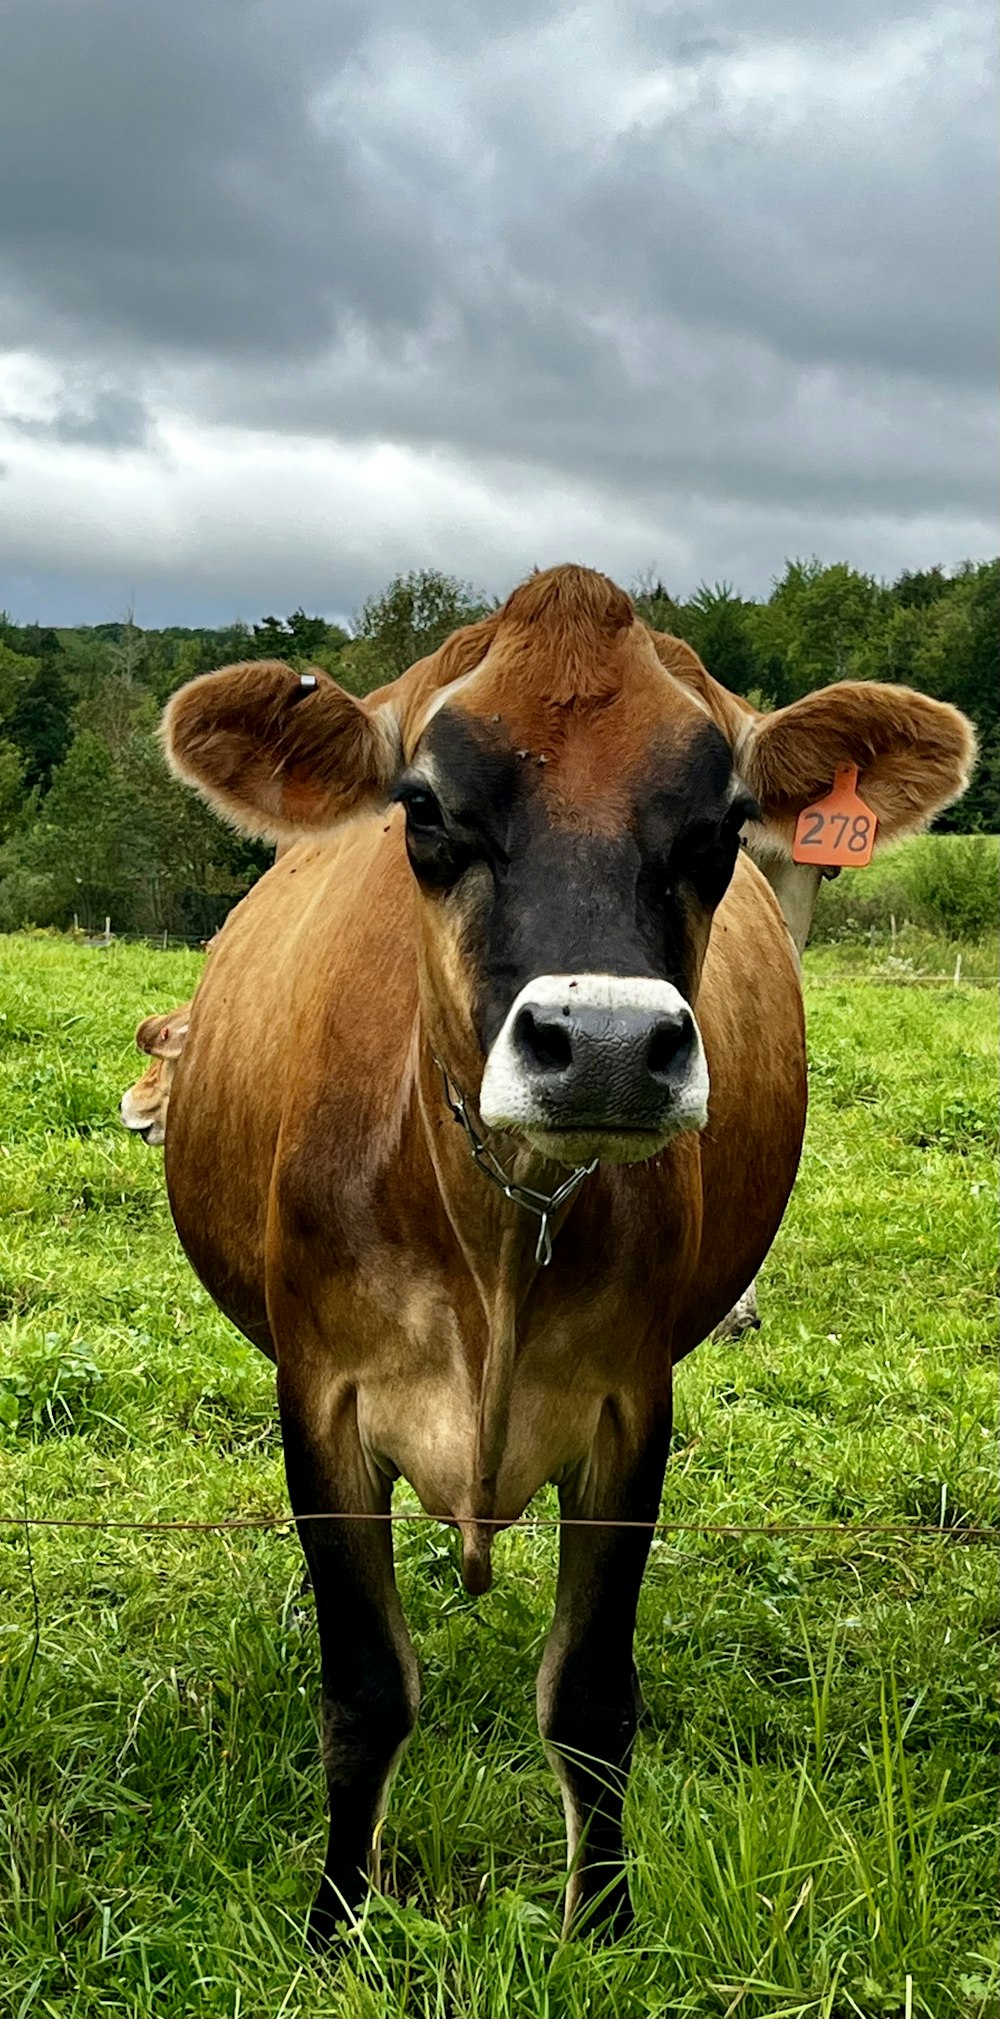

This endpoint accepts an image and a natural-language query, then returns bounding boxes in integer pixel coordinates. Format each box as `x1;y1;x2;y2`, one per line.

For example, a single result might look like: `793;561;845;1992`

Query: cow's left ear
136;1009;190;1059
162;661;402;842
738;681;977;852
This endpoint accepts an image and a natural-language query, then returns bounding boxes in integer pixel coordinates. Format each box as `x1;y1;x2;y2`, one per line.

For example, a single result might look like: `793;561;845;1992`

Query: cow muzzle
478;973;709;1165
119;1089;167;1147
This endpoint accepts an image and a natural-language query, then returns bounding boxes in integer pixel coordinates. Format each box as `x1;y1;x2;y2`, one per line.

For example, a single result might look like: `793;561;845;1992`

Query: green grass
810;834;998;950
0;932;996;2019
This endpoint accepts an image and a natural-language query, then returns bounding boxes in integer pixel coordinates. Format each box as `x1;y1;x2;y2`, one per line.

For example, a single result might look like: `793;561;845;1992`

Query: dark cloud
0;0;438;356
0;0;995;622
7;387;152;450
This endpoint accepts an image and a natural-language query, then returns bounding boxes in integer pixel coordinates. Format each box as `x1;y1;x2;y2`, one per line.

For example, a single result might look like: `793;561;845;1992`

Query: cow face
162;564;975;1167
393;596;757;1164
120;1007;190;1146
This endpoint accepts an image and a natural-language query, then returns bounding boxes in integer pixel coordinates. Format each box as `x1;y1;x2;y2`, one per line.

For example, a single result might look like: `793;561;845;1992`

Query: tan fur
166;831;798;1500
161;571;820;1536
161;572;976;1447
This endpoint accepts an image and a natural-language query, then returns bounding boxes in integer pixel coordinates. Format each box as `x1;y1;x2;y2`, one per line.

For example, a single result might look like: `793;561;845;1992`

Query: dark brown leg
536;1413;670;1940
278;1376;419;1944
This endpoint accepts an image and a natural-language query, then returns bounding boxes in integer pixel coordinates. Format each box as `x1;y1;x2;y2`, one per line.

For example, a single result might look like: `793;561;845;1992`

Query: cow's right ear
162;661;402;842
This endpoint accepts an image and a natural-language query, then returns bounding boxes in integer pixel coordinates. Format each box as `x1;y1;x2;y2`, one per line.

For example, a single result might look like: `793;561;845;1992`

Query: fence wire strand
66;928;994;987
2;1507;997;1545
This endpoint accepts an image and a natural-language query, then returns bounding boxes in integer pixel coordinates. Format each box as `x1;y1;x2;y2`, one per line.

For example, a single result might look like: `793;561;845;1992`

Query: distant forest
0;557;995;937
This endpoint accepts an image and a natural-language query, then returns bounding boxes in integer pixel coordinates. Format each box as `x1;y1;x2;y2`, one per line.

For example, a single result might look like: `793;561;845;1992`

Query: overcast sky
0;0;995;629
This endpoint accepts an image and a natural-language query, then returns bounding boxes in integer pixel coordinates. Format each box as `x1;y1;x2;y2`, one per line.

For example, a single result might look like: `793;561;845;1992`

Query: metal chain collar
434;1062;598;1266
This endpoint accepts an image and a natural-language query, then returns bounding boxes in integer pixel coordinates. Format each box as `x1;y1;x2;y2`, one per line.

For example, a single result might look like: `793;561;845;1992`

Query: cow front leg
279;1379;419;1945
536;1418;670;1941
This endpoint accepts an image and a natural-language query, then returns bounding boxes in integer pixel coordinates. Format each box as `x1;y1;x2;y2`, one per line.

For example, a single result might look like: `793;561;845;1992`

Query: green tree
909;561;998;830
248;611;348;665
286;608;348;660
69;611;156;760
25;730;126;920
351;570;492;691
73;676;158;761
0;739;24;845
675;582;760;697
0;640;36;724
630;574;680;634
753;560;886;703
848;601;926;686
892;565;953;609
6;653;72;790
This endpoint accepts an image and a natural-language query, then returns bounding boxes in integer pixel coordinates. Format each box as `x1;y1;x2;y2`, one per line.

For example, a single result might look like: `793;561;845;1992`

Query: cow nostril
647;1011;695;1080
514;1007;573;1075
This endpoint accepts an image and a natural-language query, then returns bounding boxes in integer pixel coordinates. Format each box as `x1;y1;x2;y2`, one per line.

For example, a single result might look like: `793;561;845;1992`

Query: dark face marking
395;710;757;1053
392;708;517;890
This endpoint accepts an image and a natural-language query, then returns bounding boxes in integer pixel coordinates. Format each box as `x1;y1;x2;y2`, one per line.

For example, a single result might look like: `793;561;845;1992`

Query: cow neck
414;1033;596;1540
434;1061;597;1267
413;1032;595;1301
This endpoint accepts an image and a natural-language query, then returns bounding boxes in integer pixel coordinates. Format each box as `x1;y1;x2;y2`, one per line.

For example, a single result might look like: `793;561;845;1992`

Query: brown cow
160;566;973;1943
123;669;828;1345
119;1005;192;1145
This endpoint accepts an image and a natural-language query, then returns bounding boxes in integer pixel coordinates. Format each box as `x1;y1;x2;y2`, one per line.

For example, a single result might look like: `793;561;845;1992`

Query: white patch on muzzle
478;973;709;1147
119;1087;166;1146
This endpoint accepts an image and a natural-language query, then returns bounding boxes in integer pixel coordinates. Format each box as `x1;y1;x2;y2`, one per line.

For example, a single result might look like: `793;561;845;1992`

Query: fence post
890;913;897;946
953;952;962;985
162;928;168;949
104;916;111;947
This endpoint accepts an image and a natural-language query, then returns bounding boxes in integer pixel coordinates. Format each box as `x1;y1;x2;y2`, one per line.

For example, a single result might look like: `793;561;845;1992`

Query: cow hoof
711;1287;762;1343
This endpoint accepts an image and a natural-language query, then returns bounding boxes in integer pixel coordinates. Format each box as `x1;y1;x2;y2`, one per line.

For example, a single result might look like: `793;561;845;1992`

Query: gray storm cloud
0;0;995;624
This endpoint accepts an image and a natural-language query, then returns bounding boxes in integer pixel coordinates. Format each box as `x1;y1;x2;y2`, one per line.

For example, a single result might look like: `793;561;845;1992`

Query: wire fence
50;924;997;987
3;1507;997;1546
3;1502;992;1746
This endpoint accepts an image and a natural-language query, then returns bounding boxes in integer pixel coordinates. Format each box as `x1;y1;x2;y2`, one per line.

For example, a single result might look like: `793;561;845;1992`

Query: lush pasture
0;931;996;2019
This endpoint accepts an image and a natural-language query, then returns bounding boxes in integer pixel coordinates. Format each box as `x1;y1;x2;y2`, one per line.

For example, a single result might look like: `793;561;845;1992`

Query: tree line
0;557;995;937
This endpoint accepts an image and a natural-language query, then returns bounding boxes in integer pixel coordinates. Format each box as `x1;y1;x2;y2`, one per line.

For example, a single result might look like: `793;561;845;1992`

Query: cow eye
669;797;760;907
395;783;471;889
400;787;447;834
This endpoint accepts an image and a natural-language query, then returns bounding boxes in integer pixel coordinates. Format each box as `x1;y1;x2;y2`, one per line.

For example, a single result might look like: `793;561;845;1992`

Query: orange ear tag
792;764;878;868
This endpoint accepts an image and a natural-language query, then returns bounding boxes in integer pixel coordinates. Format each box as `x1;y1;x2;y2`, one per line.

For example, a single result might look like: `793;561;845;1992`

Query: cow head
163;565;974;1166
120;1006;191;1146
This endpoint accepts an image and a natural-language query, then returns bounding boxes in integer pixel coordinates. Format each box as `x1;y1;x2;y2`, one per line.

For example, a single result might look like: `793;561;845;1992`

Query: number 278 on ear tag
793;764;878;868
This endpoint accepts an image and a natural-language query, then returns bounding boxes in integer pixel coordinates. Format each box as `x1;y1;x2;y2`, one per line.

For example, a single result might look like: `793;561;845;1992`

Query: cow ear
162;661;402;842
738;681;976;853
136;1010;190;1059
